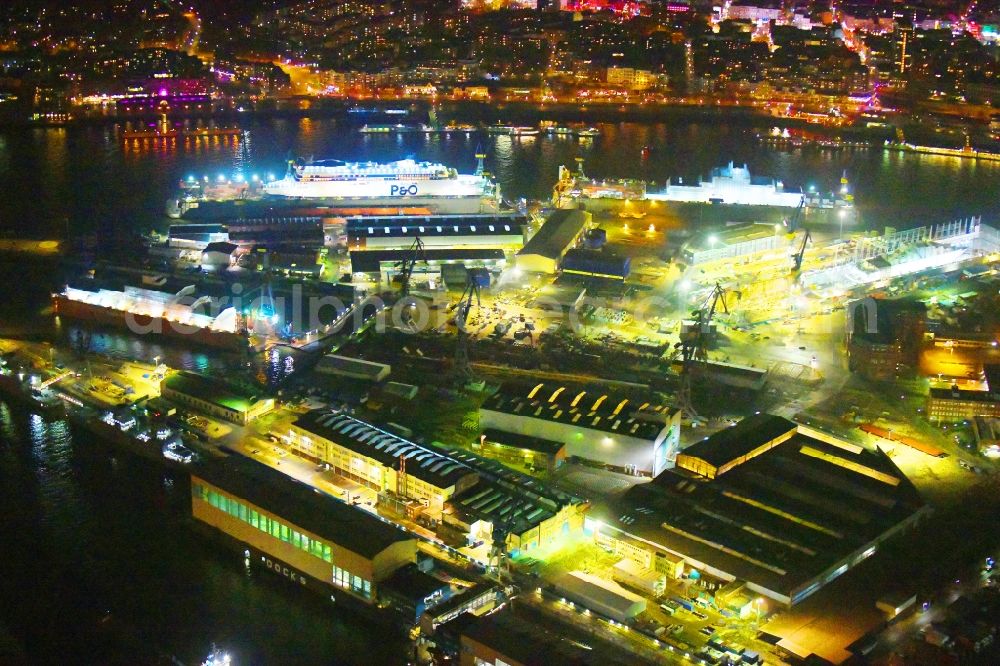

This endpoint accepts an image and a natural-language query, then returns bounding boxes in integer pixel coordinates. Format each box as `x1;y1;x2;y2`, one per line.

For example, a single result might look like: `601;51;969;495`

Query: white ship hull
263;174;490;199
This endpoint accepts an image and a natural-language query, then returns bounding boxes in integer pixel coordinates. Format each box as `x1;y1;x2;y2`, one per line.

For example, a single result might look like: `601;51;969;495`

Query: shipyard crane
783;197;811;275
394;236;426;297
452;268;489;384
673;282;738;420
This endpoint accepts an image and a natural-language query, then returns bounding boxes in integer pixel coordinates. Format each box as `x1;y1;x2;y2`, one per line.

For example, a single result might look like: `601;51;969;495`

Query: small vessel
202;644;233;666
575;127;601;138
359;124;413;134
886;132;1000;162
486;124;516;135
511;126;539;136
444;123;477;133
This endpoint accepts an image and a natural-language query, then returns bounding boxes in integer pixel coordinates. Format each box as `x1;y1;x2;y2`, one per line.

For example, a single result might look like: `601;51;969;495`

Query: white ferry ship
263;158;494;200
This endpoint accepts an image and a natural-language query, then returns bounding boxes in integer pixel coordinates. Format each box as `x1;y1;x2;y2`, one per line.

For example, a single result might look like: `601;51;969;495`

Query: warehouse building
680;223;785;266
515;209;590;274
315;354;391;382
441;474;587;558
346;214;525;251
560;248;631;281
190;458;417;604
587;414;928;606
480;383;681;477
350;248;507;285
458;603;635;666
553;571;647;623
161;371;274;425
478;429;567;474
285;411;479;516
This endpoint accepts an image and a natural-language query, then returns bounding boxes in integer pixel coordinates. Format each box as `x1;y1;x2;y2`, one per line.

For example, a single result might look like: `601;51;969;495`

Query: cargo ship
556;161;851;209
553;160;857;227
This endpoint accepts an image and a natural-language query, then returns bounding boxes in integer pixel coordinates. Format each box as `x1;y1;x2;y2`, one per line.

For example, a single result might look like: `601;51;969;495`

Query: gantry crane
673;282;739;420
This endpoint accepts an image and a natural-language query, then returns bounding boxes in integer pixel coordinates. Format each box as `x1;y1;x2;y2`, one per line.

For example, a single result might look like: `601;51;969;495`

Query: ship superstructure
262;158;494;200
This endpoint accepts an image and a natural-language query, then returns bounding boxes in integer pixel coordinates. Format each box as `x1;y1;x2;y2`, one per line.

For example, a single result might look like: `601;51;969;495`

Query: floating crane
673;282;739;421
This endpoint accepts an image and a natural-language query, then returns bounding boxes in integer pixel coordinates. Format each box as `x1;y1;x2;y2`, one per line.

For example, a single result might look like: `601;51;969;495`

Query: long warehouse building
190;457;418;605
347;214;526;251
587;414;929;606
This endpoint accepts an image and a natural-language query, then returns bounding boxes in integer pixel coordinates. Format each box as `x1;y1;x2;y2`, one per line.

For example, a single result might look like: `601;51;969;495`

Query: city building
190;457;417;604
515;209;590;274
926;365;1000;422
315;354;391;382
285;411;479;516
587;415;929;606
605;67;662;91
480;383;681;476
848;297;927;380
161;371;274;425
346;214;526;251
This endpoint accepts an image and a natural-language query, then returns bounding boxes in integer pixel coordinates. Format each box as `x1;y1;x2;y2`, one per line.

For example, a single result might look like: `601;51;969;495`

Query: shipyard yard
3;115;1000;666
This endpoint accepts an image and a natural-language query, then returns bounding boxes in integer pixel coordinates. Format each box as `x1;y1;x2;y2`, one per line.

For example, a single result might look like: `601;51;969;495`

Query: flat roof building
347;214;525;251
285;411;479;515
560;248;631;281
459;602;636;666
676;413;798;479
681;223;785;266
926;364;1000;422
443;474;587;558
315;354;391;382
161;371;274;425
552;571;647;623
478;428;567;474
350;248;507;284
588;416;928;606
480;383;680;476
515;209;590;274
190;458;417;604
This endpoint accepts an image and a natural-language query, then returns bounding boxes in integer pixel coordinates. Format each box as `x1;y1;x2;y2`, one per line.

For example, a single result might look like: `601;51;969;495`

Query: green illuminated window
322;545;332;563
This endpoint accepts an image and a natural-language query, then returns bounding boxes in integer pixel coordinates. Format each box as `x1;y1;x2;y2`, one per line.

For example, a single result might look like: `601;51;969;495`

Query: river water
2;112;1000;663
0;401;407;664
3;115;1000;240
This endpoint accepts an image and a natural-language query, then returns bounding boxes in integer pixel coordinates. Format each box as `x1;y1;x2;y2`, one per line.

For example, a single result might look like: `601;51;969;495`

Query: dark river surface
1;112;1000;664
